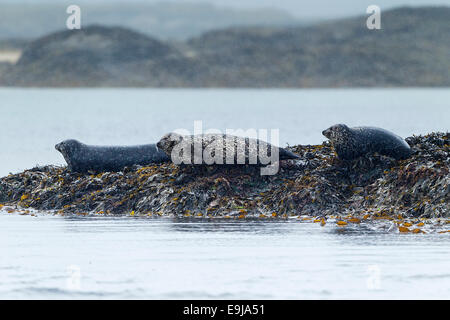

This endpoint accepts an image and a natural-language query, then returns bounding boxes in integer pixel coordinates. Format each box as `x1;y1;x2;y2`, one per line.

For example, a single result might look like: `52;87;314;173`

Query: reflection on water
1;213;449;299
169;219;296;234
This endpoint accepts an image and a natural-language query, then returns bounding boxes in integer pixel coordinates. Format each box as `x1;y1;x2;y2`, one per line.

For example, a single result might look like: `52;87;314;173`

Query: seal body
55;139;170;173
156;133;300;165
322;124;412;160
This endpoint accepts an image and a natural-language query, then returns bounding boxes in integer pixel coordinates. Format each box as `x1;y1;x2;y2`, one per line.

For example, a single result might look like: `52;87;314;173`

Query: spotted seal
55;139;170;173
322;124;412;160
156;133;300;166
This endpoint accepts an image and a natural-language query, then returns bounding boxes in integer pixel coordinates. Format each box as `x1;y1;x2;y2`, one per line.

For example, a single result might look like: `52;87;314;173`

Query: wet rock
0;133;448;218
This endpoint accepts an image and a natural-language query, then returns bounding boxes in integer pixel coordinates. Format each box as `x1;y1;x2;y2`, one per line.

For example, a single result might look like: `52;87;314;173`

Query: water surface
0;213;449;299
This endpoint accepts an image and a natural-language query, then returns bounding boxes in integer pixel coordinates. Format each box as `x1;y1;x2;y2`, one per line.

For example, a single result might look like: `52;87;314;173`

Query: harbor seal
157;133;300;167
55;139;170;173
322;124;412;160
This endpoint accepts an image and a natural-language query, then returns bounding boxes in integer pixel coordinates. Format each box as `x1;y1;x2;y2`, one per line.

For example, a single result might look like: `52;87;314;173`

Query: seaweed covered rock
0;133;448;218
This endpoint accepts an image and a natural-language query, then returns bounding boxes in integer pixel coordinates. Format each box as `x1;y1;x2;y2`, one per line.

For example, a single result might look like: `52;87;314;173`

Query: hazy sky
0;0;448;18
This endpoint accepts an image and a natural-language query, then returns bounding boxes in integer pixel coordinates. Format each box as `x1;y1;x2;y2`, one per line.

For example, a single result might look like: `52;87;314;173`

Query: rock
0;133;448;218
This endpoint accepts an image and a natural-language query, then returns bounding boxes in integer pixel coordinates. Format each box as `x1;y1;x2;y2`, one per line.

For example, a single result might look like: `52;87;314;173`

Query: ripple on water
0;213;449;299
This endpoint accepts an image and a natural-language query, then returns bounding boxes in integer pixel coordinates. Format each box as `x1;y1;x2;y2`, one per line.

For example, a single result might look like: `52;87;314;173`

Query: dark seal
55;139;170;173
322;124;412;160
156;132;300;166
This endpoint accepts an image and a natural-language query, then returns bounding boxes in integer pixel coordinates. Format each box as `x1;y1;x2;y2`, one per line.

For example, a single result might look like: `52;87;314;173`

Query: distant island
0;6;449;87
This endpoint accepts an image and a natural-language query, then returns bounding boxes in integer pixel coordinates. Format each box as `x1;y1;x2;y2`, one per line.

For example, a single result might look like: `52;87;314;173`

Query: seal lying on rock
157;133;300;171
55;139;170;173
322;124;412;160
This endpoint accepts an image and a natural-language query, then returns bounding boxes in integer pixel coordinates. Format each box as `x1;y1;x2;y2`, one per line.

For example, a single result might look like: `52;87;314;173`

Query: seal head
156;132;183;157
55;139;83;171
322;124;352;141
55;139;81;156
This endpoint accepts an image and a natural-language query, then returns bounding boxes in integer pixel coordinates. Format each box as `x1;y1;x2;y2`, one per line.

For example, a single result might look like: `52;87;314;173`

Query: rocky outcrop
0;133;448;220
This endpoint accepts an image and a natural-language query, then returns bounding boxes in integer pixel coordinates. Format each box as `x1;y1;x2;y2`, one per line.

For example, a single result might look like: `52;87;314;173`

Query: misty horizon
0;0;448;19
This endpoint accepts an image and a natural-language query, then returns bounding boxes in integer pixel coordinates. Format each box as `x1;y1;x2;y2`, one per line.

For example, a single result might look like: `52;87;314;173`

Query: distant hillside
0;62;9;78
187;6;450;87
1;6;449;87
0;2;298;42
4;26;187;87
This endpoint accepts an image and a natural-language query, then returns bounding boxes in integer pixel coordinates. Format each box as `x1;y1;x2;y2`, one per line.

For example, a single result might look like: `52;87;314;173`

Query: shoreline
0;133;448;222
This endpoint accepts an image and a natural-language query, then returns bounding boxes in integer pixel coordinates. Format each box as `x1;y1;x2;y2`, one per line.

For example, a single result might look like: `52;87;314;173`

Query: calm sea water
0;213;449;300
0;88;449;299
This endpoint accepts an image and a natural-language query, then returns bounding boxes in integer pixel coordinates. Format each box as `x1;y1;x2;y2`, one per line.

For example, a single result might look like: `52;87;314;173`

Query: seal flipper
279;148;301;160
